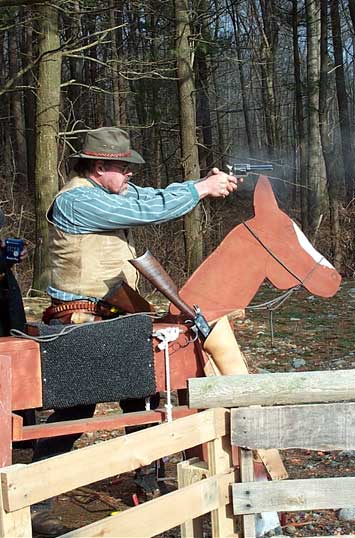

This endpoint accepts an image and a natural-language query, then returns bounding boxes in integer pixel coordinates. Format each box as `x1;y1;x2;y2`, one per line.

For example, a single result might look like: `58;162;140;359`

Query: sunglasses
106;162;131;174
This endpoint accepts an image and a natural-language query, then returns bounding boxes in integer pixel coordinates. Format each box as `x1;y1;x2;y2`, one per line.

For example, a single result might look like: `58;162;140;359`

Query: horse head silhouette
171;176;341;321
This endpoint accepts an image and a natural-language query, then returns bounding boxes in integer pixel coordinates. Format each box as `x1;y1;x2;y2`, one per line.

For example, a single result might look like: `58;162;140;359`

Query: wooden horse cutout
172;175;341;321
0;176;341;469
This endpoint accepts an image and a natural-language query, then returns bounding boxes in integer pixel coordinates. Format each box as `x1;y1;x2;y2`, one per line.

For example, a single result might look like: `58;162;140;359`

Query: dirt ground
14;279;355;537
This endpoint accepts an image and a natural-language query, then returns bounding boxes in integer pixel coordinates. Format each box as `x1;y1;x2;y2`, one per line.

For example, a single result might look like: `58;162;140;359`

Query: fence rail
188;369;355;408
227;371;355;538
0;408;238;538
1;368;355;538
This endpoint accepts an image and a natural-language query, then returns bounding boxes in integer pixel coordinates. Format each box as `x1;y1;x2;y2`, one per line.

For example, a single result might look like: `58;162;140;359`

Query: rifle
129;251;211;339
227;163;273;176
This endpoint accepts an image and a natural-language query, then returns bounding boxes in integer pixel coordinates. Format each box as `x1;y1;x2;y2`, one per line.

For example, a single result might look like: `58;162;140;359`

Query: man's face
95;160;133;194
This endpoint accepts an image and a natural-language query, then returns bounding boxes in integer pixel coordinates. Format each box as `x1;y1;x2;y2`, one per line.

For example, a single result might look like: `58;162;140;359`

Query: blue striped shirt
48;179;200;301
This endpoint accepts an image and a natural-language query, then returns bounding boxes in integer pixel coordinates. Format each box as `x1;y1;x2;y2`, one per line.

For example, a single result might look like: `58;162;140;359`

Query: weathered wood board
1;408;228;512
0;465;31;538
231;402;355;450
233;477;355;514
60;472;234;538
239;448;256;538
0;356;12;468
188;369;355;408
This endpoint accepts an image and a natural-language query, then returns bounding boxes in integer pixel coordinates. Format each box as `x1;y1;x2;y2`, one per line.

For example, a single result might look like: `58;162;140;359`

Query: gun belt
43;300;100;324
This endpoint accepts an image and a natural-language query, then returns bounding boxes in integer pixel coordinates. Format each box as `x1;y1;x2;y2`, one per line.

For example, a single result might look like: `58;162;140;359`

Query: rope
9;311;160;343
246;287;300;347
242;221;326;346
153;327;181;423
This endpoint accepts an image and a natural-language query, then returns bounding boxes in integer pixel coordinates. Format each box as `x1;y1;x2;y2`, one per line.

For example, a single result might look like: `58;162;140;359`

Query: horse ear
253;175;280;217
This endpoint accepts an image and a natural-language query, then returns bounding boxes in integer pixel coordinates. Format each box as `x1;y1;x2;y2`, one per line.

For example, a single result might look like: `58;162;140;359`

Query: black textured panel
37;315;155;409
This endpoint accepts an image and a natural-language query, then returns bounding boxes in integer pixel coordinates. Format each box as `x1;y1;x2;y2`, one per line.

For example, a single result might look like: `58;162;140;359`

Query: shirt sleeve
53;181;201;233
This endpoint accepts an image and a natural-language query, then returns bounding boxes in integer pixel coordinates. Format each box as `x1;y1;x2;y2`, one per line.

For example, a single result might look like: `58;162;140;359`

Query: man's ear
94;160;105;176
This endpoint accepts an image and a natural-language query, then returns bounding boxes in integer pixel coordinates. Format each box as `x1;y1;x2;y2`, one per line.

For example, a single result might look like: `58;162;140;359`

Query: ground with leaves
15;279;355;537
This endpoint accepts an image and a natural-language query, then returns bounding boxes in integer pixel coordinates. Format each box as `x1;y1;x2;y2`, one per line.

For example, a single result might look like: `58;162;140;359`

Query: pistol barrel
231;163;273;174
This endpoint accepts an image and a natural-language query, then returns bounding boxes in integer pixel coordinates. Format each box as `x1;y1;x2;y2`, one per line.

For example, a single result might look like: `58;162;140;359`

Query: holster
97;281;155;316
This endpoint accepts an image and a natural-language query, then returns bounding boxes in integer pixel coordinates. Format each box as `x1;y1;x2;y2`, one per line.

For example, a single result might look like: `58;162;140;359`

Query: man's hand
195;167;242;199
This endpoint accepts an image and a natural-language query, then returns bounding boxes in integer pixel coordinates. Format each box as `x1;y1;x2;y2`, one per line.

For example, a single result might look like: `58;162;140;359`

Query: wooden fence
0;408;238;538
189;369;355;538
1;368;354;538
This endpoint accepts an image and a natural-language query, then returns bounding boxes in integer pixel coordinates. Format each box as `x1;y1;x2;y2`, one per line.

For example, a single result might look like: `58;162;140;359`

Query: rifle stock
129;251;195;319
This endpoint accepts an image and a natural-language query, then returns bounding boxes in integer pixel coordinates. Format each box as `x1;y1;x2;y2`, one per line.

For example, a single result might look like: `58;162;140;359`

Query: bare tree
175;0;203;273
32;3;61;291
8;11;28;189
20;6;36;192
305;0;326;239
330;0;355;203
319;0;344;270
292;0;307;227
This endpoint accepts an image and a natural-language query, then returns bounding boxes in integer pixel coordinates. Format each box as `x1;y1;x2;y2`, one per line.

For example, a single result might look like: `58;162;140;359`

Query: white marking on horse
292;222;334;269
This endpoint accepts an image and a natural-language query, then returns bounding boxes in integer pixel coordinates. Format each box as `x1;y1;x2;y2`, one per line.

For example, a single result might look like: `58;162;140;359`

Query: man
39;125;238;437
0;209;27;336
45;127;238;315
0;211;35;440
32;127;239;535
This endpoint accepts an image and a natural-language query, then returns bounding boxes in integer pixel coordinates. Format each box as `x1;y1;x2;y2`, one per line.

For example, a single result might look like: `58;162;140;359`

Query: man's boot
31;500;69;537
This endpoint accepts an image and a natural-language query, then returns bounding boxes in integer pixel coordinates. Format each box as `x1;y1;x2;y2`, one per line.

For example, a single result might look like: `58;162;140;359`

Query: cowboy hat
70;127;145;164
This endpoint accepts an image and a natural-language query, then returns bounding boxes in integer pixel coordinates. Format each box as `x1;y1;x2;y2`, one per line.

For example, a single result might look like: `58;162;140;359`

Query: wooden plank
233;477;355;514
177;458;209;538
208;435;238;537
61;471;234;538
0;356;12;468
0;337;42;410
1;408;228;511
231;403;355;450
203;317;288;482
188;369;355;408
239;448;256;538
14;406;196;441
0;465;31;538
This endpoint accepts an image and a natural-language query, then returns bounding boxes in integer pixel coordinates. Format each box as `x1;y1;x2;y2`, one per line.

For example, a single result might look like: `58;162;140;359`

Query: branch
0;0;43;6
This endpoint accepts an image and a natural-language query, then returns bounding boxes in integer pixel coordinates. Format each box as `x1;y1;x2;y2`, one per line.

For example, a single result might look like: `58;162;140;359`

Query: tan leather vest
47;176;138;298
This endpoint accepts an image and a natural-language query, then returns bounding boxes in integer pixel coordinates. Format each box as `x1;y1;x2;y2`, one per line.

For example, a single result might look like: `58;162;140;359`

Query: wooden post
0;465;32;538
239;449;256;538
208;436;238;538
177;457;209;538
0;355;12;468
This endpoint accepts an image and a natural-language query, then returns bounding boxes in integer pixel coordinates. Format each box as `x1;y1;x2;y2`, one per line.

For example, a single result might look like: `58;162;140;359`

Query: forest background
0;0;354;296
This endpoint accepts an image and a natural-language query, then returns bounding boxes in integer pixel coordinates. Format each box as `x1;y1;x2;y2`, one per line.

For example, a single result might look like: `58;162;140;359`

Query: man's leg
120;394;163;498
33;404;96;461
31;404;96;536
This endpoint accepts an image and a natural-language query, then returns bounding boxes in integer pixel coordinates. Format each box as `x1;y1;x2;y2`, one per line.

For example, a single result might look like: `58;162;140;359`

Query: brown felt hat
70;127;145;164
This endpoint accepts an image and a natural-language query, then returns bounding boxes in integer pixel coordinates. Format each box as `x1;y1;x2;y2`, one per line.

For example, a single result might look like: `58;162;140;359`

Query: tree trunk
8;17;28;189
305;0;326;240
32;3;61;292
319;0;343;271
194;0;214;175
227;1;253;156
65;0;82;123
259;0;279;157
110;0;121;126
292;0;307;229
21;6;36;192
175;0;202;274
330;0;355;203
